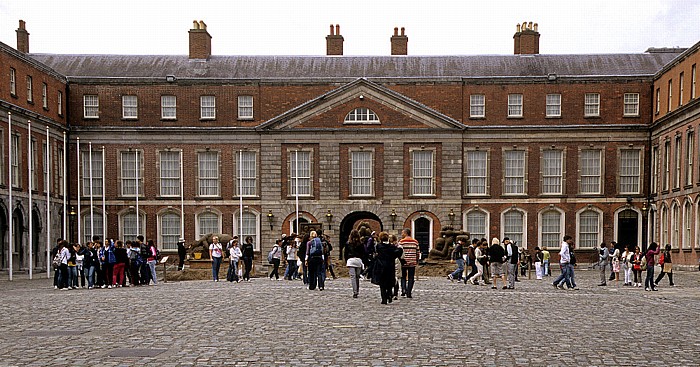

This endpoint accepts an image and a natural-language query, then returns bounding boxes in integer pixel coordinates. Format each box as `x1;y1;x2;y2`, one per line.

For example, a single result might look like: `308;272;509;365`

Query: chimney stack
513;21;539;55
16;20;29;53
390;27;408;55
189;20;212;59
326;24;344;56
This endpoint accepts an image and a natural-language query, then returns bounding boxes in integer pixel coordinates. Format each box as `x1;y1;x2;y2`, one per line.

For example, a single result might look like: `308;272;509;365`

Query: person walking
463;238;478;284
542;247;551;276
209;236;223;282
654;244;675;287
447;238;465;282
372;232;403;305
227;239;242;282
284;237;298;281
598;242;610;286
505;237;519;289
467;240;487;285
645;242;661;291
399;228;420;298
268;239;283;280
345;229;365;298
177;238;187;271
305;231;325;291
632;246;644;287
242;236;255;281
552;235;573;290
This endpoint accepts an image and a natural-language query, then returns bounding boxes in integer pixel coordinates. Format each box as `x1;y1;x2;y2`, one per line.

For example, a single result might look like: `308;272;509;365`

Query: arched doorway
32;207;42;268
339;211;383;260
617;209;639;248
414;217;431;260
13;207;24;270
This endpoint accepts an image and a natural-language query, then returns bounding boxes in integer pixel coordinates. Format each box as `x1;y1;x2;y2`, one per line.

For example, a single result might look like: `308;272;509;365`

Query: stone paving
0;268;699;366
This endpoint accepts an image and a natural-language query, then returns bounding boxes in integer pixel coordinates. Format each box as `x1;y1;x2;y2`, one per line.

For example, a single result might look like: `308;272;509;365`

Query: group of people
207;235;255;282
447;236;529;290
51;235;159;290
597;241;674;291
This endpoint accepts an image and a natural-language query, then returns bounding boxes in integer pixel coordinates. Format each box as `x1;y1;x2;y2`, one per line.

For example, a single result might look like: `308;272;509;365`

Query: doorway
339;211;383;260
617;209;639;249
414;217;431;261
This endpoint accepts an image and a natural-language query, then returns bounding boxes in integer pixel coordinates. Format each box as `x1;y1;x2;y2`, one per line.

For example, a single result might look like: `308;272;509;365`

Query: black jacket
242;243;254;258
345;240;365;259
372;242;403;287
488;244;505;264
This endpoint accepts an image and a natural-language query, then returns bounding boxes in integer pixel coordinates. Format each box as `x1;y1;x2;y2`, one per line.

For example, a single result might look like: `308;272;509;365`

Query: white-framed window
465;209;488;240
668;80;673;112
470;94;485;118
541;149;563;195
502;209;525;246
663;140;670;191
122;95;138;119
159;212;181;250
656;88;661;114
0;130;4;186
57;91;63;115
161;95;176;119
660;205;668;247
344;108;380;124
350;150;373;196
683;201;692;249
159;151;181;197
507;94;523;117
200;95;216;119
411;149;435;196
545;94;561;117
652;146;659;194
623;93;639;116
83;94;99;118
671;202;680;249
238;95;253;119
235;150;257;197
197;211;221;238
620;149;641;194
42;83;48;109
9;68;16;95
234;211;260;251
503;150;525;195
81;150;103;196
198;151;220;197
57;147;64;195
674;136;681;189
577;209;601;249
43;142;48;193
120;150;143;197
465;150;488;195
584;93;600;117
26;75;33;103
289;150;312;197
679;72;685;106
121;211;145;242
30;139;37;189
687;132;694;186
82;211;104;245
580;149;602;194
11;134;20;188
540;209;563;248
692;64;697;99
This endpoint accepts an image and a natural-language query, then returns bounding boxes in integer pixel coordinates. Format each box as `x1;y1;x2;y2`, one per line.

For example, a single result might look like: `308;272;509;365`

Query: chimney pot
335;24;340;35
401;27;405;36
394;27;398;36
391;27;408;55
189;20;212;59
514;21;539;55
329;24;334;35
533;23;538;32
192;20;199;29
199;20;206;29
516;24;521;32
326;24;344;55
528;21;533;30
16;19;29;53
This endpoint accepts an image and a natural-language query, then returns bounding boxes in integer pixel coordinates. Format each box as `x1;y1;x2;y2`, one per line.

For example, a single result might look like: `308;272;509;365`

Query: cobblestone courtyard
1;268;699;366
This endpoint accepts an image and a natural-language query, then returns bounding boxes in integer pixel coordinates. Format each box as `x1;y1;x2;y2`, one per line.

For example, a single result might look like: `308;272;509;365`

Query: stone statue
188;233;235;260
428;226;469;260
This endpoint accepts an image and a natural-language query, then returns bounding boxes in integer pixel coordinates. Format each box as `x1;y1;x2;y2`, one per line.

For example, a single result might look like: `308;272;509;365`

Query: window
674;136;681;189
507;94;523;117
11;134;20;188
679;72;685;106
235;151;257;197
0;131;3;186
83;94;99;118
656;88;661;114
238;95;253;119
465;150;487;195
42;83;48;109
197;212;221;238
121;211;145;242
57;147;64;195
660;205;668;246
541;150;563;194
584;93;600;117
30;139;37;189
667;80;673;112
161;95;176;119
198;151;220;196
692;64;697;99
122;95;138;119
470;94;485;118
465;210;487;240
578;210;600;248
83;211;103;245
623;93;639;116
651;146;659;194
26;75;33;103
159;151;181;197
350;151;373;196
540;210;562;248
160;212;181;250
57;91;63;115
620;149;641;194
683;202;692;249
238;212;259;251
545;94;561;117
503;150;525;194
81;150;103;197
289;150;312;196
200;95;216;119
120;151;143;197
10;68;16;95
503;210;524;246
687;132;694;186
663;140;670;191
580;149;602;194
671;203;680;249
344;108;379;123
411;150;434;196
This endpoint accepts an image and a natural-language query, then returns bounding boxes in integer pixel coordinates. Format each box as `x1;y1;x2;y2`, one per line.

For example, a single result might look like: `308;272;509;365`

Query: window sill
671;188;681;193
468;116;486;120
684;184;694;190
238;118;254;121
539;194;566;198
506;116;523;119
156;196;182;200
117;196;144;200
682;248;693;253
348;195;376;199
83;117;99;120
161;118;177;122
200;118;216;122
409;195;437;199
545;116;561;119
577;193;604;197
344;121;381;125
10;93;17;99
584;115;601;119
27;100;35;105
285;196;314;200
623;114;640;118
233;196;260;200
122;117;138;121
463;194;490;198
43;107;49;112
501;193;528;197
196;196;223;200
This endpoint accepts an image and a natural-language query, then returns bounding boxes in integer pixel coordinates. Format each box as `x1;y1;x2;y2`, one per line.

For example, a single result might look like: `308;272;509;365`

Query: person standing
645;242;661;291
209;236;223;282
447;238;464;282
57;241;70;290
552;235;573;290
128;241;142;286
177;238;187;271
269;239;282;280
345;229;365;298
147;239;159;285
113;241;128;287
534;247;543;280
632;246;644;287
621;245;633;286
227;239;242;283
284;237;298;281
372;232;403;304
488;238;506;290
297;235;308;284
598;242;610;286
505;238;519;289
399;228;420;298
654;244;674;287
241;236;255;281
103;240;116;289
542;247;551;276
305;231;325;291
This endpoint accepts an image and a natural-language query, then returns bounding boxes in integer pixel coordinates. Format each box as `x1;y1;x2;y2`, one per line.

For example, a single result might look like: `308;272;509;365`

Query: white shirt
209;243;223;258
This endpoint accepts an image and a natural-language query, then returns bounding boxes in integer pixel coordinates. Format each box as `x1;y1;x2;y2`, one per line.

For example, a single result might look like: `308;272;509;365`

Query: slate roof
28;53;681;80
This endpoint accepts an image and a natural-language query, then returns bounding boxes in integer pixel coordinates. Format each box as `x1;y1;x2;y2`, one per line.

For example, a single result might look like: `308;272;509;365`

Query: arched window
197;211;221;239
660;205;668;246
82;210;103;245
540;209;563;248
502;210;524;246
159;212;181;250
671;202;680;249
577;209;601;248
120;210;145;242
464;209;487;240
683;200;693;249
344;108;379;124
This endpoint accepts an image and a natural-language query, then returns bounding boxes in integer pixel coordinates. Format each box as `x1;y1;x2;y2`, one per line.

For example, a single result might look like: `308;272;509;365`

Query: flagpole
62;131;66;241
89;142;94;243
7;112;12;281
102;146;106;243
295;150;299;234
28;120;32;280
180;149;184;239
135;149;139;238
77;137;81;245
46;126;50;279
239;150;243;240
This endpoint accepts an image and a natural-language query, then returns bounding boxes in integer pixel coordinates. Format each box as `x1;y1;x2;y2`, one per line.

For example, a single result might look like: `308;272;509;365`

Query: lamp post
390;209;397;230
267;210;275;231
325;210;333;231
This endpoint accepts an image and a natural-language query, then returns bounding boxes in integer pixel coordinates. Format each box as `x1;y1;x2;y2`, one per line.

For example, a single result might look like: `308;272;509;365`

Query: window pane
542;150;562;194
541;211;561;247
161;213;180;250
412;150;434;196
238;95;253;119
624;93;639;116
122;212;144;242
345;108;379;123
580;150;601;194
198;151;219;196
585;93;600;117
161;95;176;119
508;94;523;117
466;150;487;195
504;150;525;194
198;212;220;238
241;212;258;250
470;95;485;117
121;151;143;196
546;94;561;117
200;95;216;119
351;151;373;196
620;149;640;194
289;151;311;196
82;150;103;196
160;151;181;196
503;211;524;245
122;95;138;119
466;211;486;240
83;212;103;245
235;151;257;196
579;211;599;248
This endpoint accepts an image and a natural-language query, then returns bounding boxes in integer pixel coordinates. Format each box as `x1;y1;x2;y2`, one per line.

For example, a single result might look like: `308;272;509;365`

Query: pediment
259;78;464;131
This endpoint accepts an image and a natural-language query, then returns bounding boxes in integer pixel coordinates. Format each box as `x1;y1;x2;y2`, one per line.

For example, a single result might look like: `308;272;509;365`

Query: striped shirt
399;236;420;267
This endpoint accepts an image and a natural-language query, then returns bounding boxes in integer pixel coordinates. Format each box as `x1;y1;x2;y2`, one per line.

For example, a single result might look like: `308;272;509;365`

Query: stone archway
338;211;383;260
13;207;24;270
0;207;6;270
32;207;42;268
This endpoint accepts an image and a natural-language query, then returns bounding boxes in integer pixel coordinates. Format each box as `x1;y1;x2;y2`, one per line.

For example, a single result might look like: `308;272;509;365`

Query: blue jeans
567;264;576;287
87;265;96;288
401;266;416;296
211;257;222;281
308;256;324;290
68;266;78;288
543;260;550;276
645;266;655;289
147;260;158;284
227;259;238;282
450;259;464;280
552;263;572;288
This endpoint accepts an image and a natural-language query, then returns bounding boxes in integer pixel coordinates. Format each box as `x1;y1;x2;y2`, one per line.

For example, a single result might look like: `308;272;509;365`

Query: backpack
640;257;648;271
140;244;151;259
658;253;665;266
309;237;323;256
267;246;277;264
51;252;62;270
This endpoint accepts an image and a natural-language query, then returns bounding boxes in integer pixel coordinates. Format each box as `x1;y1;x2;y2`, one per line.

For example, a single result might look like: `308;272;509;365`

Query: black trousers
380;284;393;303
269;258;280;279
243;256;253;280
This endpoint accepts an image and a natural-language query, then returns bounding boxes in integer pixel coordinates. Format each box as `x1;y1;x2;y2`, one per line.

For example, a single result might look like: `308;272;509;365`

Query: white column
62;132;66;241
135;149;139;237
7;112;12;281
102;146;106;243
46;126;50;279
28;120;32;280
89;142;94;242
77;137;81;245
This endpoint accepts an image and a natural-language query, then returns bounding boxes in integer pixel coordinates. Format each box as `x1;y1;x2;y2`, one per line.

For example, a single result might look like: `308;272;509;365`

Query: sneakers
598;283;607;286
557;284;565;290
447;274;454;281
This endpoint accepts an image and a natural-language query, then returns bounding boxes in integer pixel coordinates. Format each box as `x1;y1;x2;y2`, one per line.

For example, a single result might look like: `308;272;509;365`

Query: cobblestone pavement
1;268;699;366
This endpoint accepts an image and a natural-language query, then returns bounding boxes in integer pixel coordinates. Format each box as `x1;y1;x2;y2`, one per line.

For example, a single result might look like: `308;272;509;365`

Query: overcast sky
1;0;699;56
